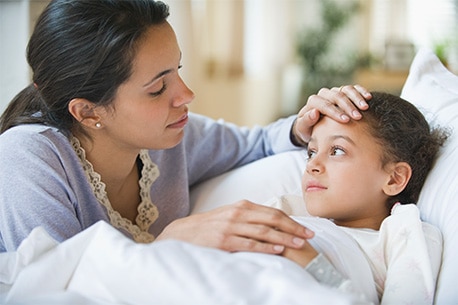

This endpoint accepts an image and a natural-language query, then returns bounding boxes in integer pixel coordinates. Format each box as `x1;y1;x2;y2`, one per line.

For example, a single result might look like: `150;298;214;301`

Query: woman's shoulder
1;124;67;141
0;124;71;156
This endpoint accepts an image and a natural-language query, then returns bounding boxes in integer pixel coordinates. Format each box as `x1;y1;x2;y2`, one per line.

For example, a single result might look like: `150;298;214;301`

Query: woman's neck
75;134;142;220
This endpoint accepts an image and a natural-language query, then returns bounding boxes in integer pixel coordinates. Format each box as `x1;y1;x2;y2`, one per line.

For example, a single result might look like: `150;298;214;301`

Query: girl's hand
156;200;314;254
282;240;319;267
292;85;371;145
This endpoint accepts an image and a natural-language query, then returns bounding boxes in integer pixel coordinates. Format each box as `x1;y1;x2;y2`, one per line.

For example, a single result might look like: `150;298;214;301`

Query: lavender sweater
0;113;297;252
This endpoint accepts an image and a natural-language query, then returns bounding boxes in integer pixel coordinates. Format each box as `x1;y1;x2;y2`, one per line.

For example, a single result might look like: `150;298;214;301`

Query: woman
0;0;369;252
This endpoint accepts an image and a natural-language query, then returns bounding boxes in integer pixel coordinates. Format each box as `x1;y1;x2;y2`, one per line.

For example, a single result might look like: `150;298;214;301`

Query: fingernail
340;114;350;121
293;237;305;247
352;110;362;118
274;245;285;253
304;228;314;237
308;110;318;120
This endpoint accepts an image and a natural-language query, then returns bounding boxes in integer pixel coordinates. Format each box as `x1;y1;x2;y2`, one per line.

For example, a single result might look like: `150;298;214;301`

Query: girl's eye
150;83;167;97
331;146;345;156
306;149;316;160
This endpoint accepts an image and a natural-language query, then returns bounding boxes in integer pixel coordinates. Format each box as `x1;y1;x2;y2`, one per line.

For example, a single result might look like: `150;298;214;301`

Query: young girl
274;91;448;304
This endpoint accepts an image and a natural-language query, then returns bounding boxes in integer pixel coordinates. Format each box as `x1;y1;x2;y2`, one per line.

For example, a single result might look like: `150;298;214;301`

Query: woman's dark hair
0;0;169;134
363;92;448;208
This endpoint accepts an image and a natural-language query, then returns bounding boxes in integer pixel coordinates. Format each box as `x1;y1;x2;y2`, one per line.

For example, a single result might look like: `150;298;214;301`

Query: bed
1;48;457;304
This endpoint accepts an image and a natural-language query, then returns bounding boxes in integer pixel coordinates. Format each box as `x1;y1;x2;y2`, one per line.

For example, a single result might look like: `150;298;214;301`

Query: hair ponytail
0;84;46;134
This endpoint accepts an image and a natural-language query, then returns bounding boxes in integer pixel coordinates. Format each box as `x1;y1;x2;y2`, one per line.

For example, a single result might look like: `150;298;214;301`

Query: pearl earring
95;122;102;128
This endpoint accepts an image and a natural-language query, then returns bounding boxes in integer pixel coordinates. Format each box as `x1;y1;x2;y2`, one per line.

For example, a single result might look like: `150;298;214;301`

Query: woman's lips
168;113;188;128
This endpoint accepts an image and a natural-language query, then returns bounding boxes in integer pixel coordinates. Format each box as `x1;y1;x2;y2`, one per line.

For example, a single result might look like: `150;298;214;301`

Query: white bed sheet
0;220;377;305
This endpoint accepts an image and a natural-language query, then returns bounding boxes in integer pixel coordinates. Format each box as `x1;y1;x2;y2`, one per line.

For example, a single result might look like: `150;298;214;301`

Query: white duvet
0;219;377;305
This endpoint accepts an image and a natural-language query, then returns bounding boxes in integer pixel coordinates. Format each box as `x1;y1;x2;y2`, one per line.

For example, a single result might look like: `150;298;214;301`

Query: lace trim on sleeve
71;136;159;243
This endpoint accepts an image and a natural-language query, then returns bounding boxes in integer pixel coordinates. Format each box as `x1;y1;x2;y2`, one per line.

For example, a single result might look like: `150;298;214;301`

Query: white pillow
400;48;458;304
191;150;306;213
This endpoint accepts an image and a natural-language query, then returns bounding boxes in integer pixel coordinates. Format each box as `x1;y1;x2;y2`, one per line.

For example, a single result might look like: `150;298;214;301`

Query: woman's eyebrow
143;52;182;87
143;69;173;87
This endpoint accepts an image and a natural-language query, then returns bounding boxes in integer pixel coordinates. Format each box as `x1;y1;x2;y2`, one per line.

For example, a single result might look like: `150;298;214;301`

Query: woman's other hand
292;84;371;145
156;200;314;254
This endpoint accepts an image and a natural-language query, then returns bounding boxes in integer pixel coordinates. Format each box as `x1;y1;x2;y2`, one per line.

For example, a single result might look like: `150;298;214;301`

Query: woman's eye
150;83;167;97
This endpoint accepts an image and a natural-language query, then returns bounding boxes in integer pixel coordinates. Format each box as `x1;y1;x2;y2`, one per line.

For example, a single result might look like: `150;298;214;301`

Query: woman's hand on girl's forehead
292;85;371;145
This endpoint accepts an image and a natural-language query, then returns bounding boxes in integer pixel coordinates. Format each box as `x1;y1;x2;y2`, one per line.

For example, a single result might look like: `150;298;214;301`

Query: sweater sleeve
305;253;372;302
184;113;300;185
305;253;348;288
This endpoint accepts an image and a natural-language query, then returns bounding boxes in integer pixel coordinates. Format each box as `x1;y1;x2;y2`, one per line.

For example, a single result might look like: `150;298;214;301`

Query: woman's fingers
332;84;370;117
217;234;287;254
157;200;314;254
223;222;309;253
309;85;370;121
293;85;372;144
227;201;313;239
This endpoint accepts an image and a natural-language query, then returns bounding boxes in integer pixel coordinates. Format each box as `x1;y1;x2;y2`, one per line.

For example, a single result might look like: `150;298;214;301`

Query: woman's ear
383;162;412;196
68;98;102;129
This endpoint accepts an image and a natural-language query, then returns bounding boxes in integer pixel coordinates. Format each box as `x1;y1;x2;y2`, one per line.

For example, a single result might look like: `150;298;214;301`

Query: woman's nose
173;77;195;107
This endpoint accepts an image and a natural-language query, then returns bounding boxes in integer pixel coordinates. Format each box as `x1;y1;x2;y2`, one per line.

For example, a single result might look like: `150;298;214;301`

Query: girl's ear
383;162;412;196
68;98;102;129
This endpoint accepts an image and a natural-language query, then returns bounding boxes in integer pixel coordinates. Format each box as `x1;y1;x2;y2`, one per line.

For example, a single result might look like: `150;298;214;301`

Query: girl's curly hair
362;92;449;208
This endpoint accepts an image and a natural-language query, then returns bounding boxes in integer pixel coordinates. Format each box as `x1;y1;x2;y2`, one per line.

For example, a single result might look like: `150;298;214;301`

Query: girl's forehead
313;116;364;136
312;116;377;145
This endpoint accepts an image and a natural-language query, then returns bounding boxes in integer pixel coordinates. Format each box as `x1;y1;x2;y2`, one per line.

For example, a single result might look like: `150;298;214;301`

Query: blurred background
1;0;457;126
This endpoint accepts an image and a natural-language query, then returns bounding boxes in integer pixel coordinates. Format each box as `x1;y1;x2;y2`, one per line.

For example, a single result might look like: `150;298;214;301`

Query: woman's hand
292;85;371;145
156;200;314;254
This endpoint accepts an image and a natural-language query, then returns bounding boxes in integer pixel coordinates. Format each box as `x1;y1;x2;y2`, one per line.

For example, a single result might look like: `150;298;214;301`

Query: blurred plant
296;0;361;101
434;40;451;67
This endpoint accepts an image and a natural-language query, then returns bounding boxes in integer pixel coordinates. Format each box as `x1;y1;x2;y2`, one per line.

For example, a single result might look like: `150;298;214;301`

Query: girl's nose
306;155;324;174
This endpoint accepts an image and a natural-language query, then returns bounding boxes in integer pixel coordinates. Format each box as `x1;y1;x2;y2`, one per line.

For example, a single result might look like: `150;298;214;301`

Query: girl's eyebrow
309;134;355;144
330;135;356;145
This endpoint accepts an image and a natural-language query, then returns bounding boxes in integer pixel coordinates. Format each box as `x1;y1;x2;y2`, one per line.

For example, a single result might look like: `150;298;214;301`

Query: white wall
0;0;30;114
0;0;49;115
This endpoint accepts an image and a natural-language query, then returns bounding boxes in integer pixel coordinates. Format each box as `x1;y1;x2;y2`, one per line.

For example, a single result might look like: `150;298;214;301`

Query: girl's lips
168;113;188;128
305;182;327;192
